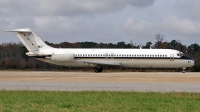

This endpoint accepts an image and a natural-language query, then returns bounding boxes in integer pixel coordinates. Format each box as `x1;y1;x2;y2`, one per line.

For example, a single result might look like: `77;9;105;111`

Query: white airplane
4;28;194;73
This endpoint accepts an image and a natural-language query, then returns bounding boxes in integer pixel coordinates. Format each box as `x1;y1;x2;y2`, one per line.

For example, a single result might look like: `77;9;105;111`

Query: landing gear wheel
94;67;103;73
98;67;103;72
182;68;186;73
94;68;99;73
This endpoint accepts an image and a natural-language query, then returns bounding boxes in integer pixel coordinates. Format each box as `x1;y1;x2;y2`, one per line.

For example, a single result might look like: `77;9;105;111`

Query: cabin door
105;53;108;59
170;54;174;61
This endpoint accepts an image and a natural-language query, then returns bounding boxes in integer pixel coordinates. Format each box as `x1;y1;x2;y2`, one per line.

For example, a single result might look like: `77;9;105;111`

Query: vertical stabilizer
3;28;52;52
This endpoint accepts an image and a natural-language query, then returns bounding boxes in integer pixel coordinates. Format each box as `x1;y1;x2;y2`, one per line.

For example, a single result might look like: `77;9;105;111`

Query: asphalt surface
0;71;200;92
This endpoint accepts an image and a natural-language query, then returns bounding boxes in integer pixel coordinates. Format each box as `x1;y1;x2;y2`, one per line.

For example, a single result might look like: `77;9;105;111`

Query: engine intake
51;54;74;61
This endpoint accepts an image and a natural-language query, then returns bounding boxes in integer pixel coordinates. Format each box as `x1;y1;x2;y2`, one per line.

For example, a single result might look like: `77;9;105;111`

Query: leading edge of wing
77;60;121;66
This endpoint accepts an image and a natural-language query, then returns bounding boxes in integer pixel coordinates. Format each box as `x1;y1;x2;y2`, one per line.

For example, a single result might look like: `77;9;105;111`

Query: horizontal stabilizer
3;28;32;33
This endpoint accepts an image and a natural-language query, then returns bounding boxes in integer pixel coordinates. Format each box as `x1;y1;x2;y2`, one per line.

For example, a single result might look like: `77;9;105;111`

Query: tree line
0;34;200;72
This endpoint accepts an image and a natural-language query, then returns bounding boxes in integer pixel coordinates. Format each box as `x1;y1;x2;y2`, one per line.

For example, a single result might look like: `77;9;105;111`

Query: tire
94;67;103;73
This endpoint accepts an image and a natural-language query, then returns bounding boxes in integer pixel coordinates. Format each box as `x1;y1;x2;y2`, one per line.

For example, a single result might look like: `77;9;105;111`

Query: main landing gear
182;68;186;73
94;67;103;73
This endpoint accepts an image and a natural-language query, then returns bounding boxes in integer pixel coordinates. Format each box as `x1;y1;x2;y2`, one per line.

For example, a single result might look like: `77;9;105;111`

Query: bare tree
154;34;164;48
130;39;133;47
175;39;182;51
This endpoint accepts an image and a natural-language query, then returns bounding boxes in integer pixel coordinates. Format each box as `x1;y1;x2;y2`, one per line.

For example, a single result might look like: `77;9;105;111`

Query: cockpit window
177;52;184;56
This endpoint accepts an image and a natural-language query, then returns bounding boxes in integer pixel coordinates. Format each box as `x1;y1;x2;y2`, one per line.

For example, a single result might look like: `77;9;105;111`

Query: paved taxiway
0;71;200;92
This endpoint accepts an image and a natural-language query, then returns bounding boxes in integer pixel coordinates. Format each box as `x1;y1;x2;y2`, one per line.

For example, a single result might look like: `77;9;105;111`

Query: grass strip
0;91;200;112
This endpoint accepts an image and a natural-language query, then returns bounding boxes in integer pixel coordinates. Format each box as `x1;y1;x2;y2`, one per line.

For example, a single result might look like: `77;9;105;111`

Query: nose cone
180;56;195;67
191;60;195;66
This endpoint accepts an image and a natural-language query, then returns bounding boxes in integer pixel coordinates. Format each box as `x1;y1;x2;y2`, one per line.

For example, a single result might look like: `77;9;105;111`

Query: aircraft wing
77;60;121;66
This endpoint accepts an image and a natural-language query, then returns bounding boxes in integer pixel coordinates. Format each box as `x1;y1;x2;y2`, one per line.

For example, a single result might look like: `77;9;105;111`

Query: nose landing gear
182;68;186;73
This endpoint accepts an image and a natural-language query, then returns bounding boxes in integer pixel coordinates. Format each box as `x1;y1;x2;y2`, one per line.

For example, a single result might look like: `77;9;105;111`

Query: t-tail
3;28;53;56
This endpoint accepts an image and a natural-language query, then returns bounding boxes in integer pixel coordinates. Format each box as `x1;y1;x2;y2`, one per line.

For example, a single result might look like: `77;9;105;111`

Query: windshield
177;52;184;56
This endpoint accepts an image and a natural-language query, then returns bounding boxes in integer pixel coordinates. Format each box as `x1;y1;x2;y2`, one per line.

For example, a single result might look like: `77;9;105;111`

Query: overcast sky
0;0;200;46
